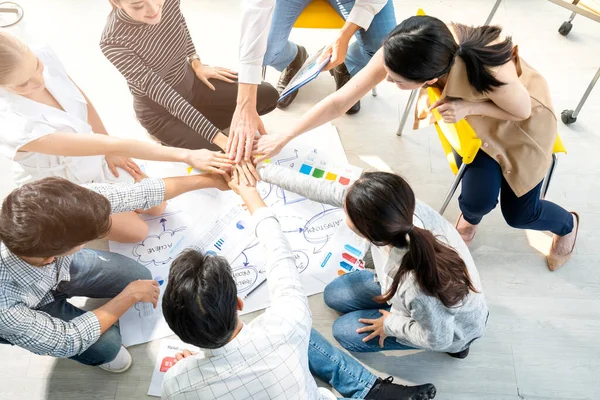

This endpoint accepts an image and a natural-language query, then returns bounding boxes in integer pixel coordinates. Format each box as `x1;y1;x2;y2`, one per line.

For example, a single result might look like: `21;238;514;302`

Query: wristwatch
188;53;201;65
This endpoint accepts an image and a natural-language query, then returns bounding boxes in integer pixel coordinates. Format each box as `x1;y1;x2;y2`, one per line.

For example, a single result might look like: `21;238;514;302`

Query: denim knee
323;280;349;313
77;325;122;366
332;316;361;351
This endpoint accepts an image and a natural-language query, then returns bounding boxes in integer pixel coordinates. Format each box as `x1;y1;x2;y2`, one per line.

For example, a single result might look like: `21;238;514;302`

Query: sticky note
340;261;353;271
325;172;337;181
344;244;362;257
312;168;325;178
299;164;312;175
342;253;357;264
339;176;350;185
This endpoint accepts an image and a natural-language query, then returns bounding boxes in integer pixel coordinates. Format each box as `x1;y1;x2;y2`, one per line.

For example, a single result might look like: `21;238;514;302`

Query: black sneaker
447;346;470;359
329;63;360;114
365;376;437;400
276;45;309;109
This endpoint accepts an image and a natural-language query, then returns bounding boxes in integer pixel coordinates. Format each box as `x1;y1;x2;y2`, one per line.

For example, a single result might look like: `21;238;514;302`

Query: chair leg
484;0;503;25
540;154;558;200
440;163;468;215
372;86;378;97
261;66;267;81
396;89;418;136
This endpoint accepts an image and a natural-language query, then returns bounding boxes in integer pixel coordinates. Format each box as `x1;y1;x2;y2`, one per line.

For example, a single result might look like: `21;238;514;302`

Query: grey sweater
258;163;488;353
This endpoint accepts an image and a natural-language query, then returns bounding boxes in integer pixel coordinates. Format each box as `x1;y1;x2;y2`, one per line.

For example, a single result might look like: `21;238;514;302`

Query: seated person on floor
0;31;235;243
102;0;279;151
0;173;228;373
160;167;437;400
257;163;489;358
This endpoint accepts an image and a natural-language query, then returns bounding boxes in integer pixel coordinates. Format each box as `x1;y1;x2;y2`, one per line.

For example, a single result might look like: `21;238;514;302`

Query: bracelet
188;54;201;65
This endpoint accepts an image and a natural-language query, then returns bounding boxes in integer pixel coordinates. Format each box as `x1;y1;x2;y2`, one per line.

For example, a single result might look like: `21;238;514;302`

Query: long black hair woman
257;163;488;356
254;15;579;271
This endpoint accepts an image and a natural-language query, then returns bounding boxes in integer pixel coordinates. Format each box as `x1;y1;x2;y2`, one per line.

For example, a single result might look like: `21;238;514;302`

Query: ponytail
451;23;514;93
383;16;515;94
375;226;478;308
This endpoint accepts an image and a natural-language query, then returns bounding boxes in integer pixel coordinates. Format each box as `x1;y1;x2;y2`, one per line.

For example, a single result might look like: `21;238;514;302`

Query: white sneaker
99;345;133;373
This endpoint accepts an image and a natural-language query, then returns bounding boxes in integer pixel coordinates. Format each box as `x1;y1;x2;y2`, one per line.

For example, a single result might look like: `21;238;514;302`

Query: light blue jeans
264;0;397;75
0;249;151;366
309;328;377;399
324;270;417;352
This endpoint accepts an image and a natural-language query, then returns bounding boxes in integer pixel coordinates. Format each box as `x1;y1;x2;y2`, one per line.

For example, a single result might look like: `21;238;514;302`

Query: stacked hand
187;149;235;174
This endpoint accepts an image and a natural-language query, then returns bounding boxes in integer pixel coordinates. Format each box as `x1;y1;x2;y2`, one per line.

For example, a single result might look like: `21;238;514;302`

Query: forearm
212;132;228;151
22;133;191;163
238;187;267;215
257;163;345;207
162;174;224;201
339;21;360;42
237;83;258;109
92;292;137;334
468;100;529;122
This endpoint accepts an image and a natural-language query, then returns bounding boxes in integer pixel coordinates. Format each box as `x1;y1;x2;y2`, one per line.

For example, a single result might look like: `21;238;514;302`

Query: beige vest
414;46;557;197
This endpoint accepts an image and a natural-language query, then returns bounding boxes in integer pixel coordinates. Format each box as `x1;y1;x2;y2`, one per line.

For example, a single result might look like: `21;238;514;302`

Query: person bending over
160;168;436;400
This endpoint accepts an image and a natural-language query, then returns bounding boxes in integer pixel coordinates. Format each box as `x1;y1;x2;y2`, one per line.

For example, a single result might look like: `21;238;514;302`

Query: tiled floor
1;0;599;399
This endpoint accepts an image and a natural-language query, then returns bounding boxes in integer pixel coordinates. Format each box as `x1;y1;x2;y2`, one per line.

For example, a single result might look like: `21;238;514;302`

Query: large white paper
148;339;202;397
110;124;368;345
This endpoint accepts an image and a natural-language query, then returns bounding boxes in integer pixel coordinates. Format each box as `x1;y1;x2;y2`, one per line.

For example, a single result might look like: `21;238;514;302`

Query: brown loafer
455;213;477;246
276;45;308;109
547;212;580;271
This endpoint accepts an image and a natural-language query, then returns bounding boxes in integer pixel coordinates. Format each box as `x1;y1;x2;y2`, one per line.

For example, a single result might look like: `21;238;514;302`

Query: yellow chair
262;0;377;96
427;87;568;215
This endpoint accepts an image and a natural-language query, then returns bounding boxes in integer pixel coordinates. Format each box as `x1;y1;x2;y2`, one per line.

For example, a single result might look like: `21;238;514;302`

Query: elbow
513;106;531;121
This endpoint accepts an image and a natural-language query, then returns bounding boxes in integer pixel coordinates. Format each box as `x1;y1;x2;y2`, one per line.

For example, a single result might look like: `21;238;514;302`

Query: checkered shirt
0;178;165;357
162;207;334;400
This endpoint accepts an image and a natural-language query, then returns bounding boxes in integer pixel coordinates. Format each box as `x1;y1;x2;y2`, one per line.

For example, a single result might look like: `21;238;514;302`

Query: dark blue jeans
324;270;416;353
0;249;151;366
458;151;573;236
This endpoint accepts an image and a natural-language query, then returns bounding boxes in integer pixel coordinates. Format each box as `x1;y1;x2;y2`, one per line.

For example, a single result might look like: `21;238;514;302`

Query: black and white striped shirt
100;0;219;142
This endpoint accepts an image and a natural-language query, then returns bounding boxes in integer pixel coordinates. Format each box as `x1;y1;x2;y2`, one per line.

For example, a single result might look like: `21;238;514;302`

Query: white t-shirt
0;45;125;185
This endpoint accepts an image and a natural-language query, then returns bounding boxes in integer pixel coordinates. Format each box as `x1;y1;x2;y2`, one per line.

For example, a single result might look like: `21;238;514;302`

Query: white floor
1;0;599;399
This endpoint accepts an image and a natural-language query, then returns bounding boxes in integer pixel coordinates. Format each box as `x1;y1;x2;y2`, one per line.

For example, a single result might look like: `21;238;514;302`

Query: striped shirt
0;178;165;358
100;0;219;142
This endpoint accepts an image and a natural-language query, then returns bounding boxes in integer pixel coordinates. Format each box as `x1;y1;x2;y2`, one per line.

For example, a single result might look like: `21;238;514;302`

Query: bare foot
551;213;578;256
456;214;478;244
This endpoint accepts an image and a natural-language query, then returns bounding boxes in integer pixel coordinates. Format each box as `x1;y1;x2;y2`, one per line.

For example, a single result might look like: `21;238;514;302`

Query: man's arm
322;0;389;70
228;0;276;162
0;280;158;358
85;174;228;214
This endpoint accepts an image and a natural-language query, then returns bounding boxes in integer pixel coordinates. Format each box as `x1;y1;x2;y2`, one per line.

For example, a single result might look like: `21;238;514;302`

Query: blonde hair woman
0;31;233;242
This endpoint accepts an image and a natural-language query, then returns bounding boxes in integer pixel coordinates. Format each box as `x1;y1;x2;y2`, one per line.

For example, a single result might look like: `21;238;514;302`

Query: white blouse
0;45;123;185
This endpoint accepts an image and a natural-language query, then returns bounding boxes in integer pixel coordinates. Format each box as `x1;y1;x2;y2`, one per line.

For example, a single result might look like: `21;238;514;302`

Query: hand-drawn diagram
131;213;187;266
110;124;368;345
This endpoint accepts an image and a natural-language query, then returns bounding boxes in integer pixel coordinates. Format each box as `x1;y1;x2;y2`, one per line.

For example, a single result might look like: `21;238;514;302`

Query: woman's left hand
192;62;237;91
106;155;143;179
429;98;472;123
356;309;391;348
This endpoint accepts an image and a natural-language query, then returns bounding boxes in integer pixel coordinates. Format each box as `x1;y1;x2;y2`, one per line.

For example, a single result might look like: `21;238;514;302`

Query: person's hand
105;155;143;179
356;309;391;348
191;62;237;91
228;101;267;163
202;173;230;191
124;280;160;307
223;164;258;195
320;32;351;72
186;149;235;174
252;134;288;163
174;349;197;364
234;160;260;187
429;98;472;123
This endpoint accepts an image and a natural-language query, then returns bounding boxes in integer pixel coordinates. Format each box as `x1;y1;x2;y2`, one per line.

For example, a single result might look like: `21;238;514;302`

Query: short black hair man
161;168;437;400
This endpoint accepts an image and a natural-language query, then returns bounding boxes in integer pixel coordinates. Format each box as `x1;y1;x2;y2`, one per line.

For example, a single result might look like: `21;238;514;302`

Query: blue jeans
458;151;574;236
309;329;377;399
324;270;415;353
264;0;396;75
0;249;151;366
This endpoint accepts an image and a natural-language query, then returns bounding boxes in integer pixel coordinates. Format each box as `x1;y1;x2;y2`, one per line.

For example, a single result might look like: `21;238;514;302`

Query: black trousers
134;67;279;151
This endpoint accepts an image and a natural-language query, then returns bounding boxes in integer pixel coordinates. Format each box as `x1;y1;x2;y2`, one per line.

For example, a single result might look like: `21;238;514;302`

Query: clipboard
278;47;331;102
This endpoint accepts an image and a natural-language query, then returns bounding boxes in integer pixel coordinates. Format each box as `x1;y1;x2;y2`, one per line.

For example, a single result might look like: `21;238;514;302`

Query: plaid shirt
162;207;335;400
0;178;165;358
